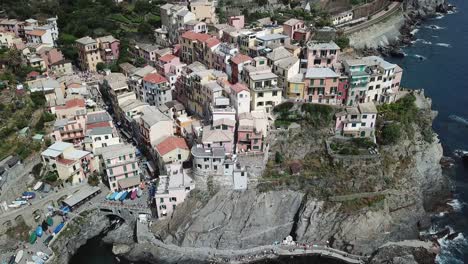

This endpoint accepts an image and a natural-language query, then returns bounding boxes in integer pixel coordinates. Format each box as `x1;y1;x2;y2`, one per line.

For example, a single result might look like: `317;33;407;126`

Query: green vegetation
377;93;434;144
335;36;350;49
44;171;59;183
301;104;334;127
273;102;334;129
32;163;43;179
339;194;386;212
88;172;100;186
5;218;30;241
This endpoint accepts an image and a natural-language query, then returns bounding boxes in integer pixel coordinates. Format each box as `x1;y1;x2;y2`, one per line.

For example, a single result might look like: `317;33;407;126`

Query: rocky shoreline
359;1;456;57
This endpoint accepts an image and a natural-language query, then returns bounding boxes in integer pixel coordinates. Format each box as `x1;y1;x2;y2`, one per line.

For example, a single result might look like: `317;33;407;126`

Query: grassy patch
339;194;386;213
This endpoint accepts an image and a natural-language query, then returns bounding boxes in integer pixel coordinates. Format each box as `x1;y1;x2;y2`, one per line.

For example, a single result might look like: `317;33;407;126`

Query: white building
155;162;195;218
228;82;250;115
335;102;377;139
142;72;171;107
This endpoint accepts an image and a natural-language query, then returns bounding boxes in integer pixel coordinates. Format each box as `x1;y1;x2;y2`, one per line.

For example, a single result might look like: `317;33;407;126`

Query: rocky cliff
405;0;448;16
134;92;447;263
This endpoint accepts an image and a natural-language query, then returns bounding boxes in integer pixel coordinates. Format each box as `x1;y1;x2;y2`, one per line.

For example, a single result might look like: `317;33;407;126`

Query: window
125;173;128;178
320;79;324;85
370;77;375;82
132;163;136;169
272;91;277;96
160;198;164;203
205;165;209;169
178;154;182;160
368;86;374;90
362;115;367;118
258;92;264;97
376;85;381;89
129;154;133;159
124;165;127;172
361;122;366;126
106;159;111;164
352;123;357;127
225;164;229;169
377;76;382;81
108;168;113;175
351;115;358;119
104;135;109;140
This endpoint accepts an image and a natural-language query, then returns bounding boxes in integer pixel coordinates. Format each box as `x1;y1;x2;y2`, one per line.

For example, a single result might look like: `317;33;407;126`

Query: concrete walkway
344;2;402;35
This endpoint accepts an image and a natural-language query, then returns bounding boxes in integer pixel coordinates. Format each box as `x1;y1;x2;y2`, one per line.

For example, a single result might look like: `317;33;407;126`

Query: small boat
105;192;113;200
12;200;27;205
35;226;43;237
46;216;53;226
137;188;143;198
119;191;128;201
22;192;36;200
8;255;15;264
31;255;44;264
114;192;123;201
8;203;21;208
109;192;118;200
53;222;65;235
130;189;137;200
29;232;37;244
33;181;43;191
14;250;23;263
36;252;49;260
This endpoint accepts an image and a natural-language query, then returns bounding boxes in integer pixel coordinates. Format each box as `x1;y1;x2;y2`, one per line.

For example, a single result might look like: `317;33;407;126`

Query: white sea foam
410;28;420;35
436;232;468;264
413;54;427;60
421;40;432;45
434;13;445;19
435;43;452;48
447;199;463;212
426;24;445;30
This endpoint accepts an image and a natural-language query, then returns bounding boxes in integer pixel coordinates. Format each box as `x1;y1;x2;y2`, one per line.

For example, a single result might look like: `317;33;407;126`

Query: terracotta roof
57;98;85;110
143;73;168;84
27;30;46;36
181;31;212;42
230;83;249;93
159;54;177;63
204;37;220;48
27;71;40;78
86;121;111;130
155;136;189;156
231;53;252;65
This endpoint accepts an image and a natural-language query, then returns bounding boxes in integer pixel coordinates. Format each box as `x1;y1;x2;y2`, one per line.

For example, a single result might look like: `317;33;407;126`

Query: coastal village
0;0;442;263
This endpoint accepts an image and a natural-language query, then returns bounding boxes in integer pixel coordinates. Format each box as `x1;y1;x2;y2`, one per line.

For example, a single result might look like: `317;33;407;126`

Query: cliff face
405;0;448;16
150;92;447;259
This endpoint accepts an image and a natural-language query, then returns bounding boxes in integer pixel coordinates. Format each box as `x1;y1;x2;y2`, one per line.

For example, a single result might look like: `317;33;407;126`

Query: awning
118;176;140;189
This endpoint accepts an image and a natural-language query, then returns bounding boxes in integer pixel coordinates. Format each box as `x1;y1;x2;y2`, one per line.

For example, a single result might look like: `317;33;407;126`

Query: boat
31;255;44;264
29;232;37;244
137;188;143;197
33;181;43;191
114;192;123;201
14;250;23;263
53;223;65;235
8;203;21;208
12;200;27;205
22;192;36;200
35;226;43;237
119;191;128;201
8;255;15;264
46;216;53;226
105;192;113;200
36;252;49;260
130;189;137;200
109;192;119;200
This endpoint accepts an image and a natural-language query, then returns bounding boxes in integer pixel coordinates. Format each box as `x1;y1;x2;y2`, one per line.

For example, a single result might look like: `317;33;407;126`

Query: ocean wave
434;13;445;19
447;199;464;212
426;24;445;30
435;43;452;48
410;28;420;35
413;54;427;61
436;232;468;264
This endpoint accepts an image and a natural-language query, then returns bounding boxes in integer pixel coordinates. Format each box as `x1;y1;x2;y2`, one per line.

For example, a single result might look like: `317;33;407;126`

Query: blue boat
59;205;70;215
109;192;118;200
119;191;128;201
35;226;43;237
53;223;64;235
114;192;123;201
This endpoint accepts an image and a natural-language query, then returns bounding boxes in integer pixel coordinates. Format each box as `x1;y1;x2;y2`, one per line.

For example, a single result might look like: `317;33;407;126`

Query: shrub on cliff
380;123;401;145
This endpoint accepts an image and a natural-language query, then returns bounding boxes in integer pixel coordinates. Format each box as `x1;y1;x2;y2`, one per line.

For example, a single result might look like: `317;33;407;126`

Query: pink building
228;16;245;30
55;98;86;119
304;67;340;104
100;144;140;192
237;113;263;153
337;76;349;105
96;35;120;63
52;114;86;146
157;54;180;76
283;18;308;41
155;162;194;219
229;53;253;84
306;41;340;68
212;118;235;132
38;48;65;68
202;125;234;154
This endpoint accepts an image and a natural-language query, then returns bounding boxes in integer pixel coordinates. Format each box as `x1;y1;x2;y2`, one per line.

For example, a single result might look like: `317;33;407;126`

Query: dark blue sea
387;0;468;263
70;1;468;263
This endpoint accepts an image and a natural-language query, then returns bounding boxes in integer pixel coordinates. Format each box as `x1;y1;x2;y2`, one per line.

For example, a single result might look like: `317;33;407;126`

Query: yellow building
75;36;102;72
287;73;306;99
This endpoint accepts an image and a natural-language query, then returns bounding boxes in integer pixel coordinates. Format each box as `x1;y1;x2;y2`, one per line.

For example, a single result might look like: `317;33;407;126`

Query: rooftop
86;111;112;125
305;67;339;79
358;102;378;113
266;47;292;61
76;36;96;45
96;35;118;43
257;34;288;42
88;126;113;136
231;53;252;64
307;41;340;50
155;136;189;156
284;18;303;26
202;126;234;143
140;106;171;126
143;73;168;84
99;144;136;160
118;176;140;189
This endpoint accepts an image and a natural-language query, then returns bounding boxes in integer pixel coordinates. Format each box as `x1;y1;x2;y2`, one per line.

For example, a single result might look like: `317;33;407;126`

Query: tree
380;123;401;145
30;92;47;109
335;36;350;49
32;163;43;179
275;151;284;164
138;21;153;36
88;172;100;186
96;62;106;72
134;57;147;67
